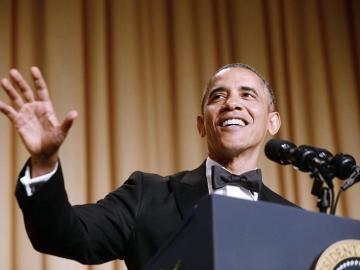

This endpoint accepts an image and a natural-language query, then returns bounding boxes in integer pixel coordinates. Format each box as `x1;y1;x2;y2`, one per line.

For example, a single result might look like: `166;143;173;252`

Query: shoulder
121;169;192;190
127;169;189;183
259;184;299;208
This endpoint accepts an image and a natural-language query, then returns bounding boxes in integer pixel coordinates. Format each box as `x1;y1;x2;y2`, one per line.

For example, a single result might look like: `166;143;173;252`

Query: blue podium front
145;195;360;270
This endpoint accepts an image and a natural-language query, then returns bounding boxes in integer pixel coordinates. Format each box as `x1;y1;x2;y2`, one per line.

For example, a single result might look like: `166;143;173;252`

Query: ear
267;112;281;135
197;115;206;137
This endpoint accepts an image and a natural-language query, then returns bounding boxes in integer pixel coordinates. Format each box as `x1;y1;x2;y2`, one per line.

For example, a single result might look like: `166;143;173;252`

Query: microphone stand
310;173;332;213
331;166;360;214
308;164;335;214
264;139;359;215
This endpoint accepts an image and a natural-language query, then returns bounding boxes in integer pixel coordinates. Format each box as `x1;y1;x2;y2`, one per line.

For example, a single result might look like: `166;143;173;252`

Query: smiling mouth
221;118;247;127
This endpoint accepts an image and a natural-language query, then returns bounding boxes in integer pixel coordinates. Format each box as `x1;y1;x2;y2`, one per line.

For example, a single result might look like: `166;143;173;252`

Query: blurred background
0;0;359;269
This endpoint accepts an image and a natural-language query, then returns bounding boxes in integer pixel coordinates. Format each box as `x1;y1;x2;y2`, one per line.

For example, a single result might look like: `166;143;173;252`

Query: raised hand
0;67;78;177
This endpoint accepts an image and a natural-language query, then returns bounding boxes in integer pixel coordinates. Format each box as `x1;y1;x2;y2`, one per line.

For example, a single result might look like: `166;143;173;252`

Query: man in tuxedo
0;63;295;270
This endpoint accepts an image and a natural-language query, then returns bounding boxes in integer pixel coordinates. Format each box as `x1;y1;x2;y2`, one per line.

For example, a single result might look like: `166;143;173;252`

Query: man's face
197;67;281;162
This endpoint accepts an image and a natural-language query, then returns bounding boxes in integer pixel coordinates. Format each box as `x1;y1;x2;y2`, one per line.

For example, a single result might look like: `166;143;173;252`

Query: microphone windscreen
265;139;296;165
331;154;356;179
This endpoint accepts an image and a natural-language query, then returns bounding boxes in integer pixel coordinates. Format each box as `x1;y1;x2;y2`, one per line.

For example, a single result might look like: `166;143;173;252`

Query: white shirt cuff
20;162;59;196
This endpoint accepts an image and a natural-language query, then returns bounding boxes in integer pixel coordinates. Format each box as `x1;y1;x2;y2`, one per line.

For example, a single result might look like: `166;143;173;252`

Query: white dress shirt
20;163;58;196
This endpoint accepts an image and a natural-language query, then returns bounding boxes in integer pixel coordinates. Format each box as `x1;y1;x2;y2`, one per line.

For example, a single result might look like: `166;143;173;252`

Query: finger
9;69;35;102
30;66;50;101
41;110;59;127
60;110;78;135
0;100;18;122
1;78;25;109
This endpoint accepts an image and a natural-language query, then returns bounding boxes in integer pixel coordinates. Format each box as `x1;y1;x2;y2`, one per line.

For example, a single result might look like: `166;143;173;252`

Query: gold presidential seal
315;239;360;270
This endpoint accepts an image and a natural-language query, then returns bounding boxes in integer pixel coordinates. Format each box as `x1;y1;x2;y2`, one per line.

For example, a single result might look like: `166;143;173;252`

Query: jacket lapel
170;164;296;219
258;183;297;207
258;183;271;202
169;162;209;220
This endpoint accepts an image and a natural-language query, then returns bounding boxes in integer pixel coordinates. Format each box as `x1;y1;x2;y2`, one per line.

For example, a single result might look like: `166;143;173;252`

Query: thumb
60;110;78;135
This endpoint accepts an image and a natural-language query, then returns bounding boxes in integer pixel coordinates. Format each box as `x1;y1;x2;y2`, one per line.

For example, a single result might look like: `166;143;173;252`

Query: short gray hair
200;63;276;113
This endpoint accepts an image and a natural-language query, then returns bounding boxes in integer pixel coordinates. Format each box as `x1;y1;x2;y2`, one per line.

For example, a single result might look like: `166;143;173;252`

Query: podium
145;195;360;270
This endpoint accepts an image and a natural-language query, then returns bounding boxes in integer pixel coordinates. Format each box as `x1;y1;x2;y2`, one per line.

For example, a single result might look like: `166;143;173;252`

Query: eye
213;93;226;100
209;91;227;102
242;91;256;99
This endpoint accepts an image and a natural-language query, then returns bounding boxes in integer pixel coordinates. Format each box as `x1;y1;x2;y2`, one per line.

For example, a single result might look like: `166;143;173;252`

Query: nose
223;96;243;111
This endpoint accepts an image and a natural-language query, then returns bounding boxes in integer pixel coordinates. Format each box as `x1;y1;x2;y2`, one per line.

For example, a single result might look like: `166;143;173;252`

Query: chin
222;137;263;154
219;142;248;156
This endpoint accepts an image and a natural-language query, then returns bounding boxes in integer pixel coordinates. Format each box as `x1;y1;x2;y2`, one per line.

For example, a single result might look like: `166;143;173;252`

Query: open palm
0;67;77;164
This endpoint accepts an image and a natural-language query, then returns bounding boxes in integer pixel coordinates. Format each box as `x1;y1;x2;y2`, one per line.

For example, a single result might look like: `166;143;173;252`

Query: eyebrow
240;86;259;96
208;86;259;97
208;87;226;96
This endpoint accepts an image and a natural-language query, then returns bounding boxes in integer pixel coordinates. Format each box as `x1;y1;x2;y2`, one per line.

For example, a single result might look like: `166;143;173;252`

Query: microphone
265;139;360;190
308;147;333;163
265;140;334;188
295;145;335;188
264;139;297;165
264;140;328;173
265;139;360;213
292;145;328;173
296;146;358;180
331;154;356;179
331;154;360;190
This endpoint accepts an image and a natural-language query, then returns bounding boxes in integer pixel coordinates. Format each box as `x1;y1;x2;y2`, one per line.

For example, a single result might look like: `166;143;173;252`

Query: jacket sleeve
15;161;144;264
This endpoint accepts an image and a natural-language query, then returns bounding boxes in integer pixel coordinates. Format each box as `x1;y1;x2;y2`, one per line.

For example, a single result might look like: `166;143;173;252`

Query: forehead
209;67;265;90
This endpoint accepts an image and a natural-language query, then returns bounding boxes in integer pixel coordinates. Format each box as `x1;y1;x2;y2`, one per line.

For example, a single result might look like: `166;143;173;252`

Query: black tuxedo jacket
16;161;296;270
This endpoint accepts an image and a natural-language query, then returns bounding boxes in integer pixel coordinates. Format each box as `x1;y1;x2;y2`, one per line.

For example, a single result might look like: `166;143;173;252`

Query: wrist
30;153;58;177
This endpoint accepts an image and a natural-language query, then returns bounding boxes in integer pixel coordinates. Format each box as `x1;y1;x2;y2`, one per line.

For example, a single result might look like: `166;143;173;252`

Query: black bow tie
211;165;262;193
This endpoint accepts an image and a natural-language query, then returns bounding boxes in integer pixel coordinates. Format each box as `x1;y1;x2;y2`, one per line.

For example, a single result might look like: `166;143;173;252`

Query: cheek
251;107;270;128
205;120;216;135
203;110;217;130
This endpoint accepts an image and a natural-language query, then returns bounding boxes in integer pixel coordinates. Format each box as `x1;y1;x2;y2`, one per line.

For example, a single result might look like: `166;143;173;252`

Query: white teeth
221;119;246;127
